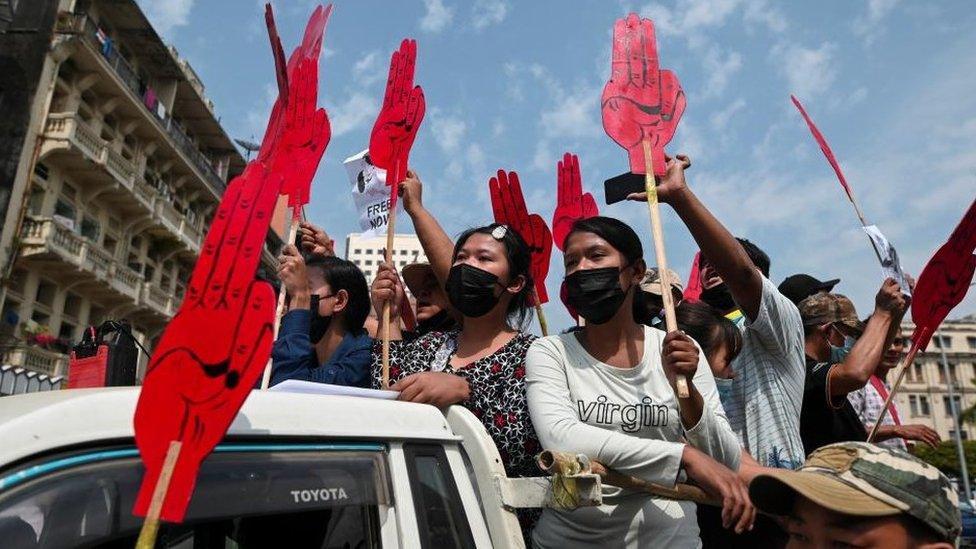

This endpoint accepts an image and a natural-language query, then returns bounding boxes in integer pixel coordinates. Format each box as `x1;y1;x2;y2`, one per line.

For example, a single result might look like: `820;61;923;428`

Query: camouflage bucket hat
639;267;683;296
798;292;865;335
750;442;961;541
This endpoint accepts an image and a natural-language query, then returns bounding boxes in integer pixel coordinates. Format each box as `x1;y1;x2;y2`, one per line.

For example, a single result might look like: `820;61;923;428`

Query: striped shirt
848;377;907;452
723;277;806;469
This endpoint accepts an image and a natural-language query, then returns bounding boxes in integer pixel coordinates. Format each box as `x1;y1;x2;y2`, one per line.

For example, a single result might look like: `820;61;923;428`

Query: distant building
345;233;427;285
0;0;282;386
895;315;976;441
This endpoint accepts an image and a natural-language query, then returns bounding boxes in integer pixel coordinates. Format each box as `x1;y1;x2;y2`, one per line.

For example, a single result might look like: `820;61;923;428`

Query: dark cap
779;274;840;305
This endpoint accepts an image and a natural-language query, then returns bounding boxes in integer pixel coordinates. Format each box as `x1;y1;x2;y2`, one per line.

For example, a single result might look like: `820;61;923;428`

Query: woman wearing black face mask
269;247;373;388
526;216;753;548
368;173;542;532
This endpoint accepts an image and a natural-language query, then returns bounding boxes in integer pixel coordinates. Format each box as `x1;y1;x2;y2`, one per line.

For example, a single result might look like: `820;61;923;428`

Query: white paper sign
344;149;402;238
862;224;912;296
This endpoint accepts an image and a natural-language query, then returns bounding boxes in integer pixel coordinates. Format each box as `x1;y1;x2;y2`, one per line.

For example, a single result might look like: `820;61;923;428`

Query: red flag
909;198;976;350
132;5;332;523
489;170;553;304
369;39;425;210
552;152;599;252
601;14;686;176
791;94;855;205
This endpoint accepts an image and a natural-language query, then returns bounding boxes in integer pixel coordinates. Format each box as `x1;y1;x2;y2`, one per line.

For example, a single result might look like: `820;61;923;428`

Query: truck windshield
0;445;390;548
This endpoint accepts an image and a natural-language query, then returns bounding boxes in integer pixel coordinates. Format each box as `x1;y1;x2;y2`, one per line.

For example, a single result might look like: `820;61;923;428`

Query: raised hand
552;153;599;251
601;13;686;176
489;169;552;304
370;39;426;207
133;162;279;522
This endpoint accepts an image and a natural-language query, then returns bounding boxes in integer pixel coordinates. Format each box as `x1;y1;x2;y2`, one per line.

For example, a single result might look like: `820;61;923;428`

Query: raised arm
399;170;456;288
628;156;763;319
829;278;909;396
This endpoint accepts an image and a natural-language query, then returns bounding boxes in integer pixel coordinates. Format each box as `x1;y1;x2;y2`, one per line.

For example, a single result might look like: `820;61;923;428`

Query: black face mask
700;283;736;312
309;294;333;343
446;264;502;318
565;267;630;325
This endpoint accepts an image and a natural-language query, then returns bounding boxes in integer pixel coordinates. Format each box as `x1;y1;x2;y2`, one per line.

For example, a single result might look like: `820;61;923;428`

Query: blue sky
139;0;976;332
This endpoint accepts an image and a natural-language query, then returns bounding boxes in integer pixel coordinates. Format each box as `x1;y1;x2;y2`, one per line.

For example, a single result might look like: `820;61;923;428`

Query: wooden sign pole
260;208;300;390
135;441;182;549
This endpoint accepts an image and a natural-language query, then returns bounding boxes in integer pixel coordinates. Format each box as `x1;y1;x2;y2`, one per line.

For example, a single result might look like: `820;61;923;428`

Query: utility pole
937;327;972;504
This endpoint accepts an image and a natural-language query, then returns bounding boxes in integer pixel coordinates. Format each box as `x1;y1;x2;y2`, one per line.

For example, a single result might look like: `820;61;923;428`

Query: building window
933;335;952;349
28;187;45;216
909;362;924;383
80;215;100;242
54;198;76;226
366;249;373;255
938;363;958;385
57;321;76;341
919;395;931;416
950;430;970;441
34;162;49;180
943;395;962;417
354;249;362;255
34;279;57;308
365;260;373;266
968;337;976;350
909;395;919;417
401;250;408;256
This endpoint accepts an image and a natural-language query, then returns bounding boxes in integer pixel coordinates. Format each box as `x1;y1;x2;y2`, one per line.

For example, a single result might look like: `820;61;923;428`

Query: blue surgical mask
714;377;734;408
829;335;857;363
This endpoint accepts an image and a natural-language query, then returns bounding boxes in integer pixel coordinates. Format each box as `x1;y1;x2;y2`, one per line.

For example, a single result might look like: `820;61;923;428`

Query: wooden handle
261;214;300;390
533;288;549;337
381;197;399;390
641;140;689;399
136;440;182;549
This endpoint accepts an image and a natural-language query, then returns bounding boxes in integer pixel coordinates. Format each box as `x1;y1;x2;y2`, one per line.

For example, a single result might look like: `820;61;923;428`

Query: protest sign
490;169;554;335
601;13;688;398
862;225;911;296
552;152;598;252
133;6;332;545
344;149;404;238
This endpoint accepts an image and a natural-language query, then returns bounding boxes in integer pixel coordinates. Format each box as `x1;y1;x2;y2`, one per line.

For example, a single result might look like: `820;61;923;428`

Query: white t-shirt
724;276;806;469
526;325;741;549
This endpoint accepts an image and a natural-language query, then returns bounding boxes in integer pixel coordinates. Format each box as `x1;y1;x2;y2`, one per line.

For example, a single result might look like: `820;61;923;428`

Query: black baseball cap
778;274;840;305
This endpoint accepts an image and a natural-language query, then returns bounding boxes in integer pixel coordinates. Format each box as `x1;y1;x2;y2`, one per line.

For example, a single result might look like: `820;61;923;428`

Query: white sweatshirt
526;326;741;548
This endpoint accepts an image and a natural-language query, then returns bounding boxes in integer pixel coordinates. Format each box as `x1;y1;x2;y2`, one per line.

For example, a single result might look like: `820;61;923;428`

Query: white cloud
539;88;600;140
420;0;454;33
430;113;468;153
352;51;385;87
329;92;378;137
139;0;194;35
472;0;509;31
773;42;837;98
702;47;743;98
853;0;900;44
641;0;785;38
709;97;746;131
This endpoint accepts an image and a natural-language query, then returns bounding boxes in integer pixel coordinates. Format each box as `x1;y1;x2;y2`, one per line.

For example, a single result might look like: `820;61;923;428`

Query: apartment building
345;233;428;286
894;315;976;441
0;0;281;385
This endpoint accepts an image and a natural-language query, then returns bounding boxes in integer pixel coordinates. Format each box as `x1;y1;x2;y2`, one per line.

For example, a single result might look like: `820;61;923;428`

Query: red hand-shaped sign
489;170;552;304
601;13;686;176
683;251;703;302
910;198;976;350
261;4;332;215
369;39;425;209
133;5;332;523
552;152;599;252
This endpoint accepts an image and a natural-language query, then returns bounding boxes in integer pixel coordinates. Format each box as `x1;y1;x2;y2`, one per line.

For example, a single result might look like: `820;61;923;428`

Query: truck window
403;443;475;549
0;445;390;548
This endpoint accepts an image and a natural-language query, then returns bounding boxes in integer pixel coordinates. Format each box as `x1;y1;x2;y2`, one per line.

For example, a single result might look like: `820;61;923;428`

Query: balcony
142;282;176;317
41;112;205;252
57;11;228;197
0;344;69;377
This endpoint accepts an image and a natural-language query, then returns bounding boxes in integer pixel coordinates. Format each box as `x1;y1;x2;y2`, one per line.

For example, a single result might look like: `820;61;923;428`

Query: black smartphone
603;172;649;205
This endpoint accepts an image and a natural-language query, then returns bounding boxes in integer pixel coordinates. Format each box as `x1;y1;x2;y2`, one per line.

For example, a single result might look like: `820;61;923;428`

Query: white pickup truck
0;387;601;548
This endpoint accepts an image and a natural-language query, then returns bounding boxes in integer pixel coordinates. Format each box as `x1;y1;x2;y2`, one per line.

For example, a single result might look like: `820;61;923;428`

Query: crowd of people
266;157;961;548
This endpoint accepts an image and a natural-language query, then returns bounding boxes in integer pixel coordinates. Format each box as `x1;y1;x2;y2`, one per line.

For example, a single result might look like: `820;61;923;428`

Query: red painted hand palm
260;4;332;211
911;198;976;350
133;162;279;522
552;153;599;251
601;13;686;176
370;39;426;205
489;170;552;304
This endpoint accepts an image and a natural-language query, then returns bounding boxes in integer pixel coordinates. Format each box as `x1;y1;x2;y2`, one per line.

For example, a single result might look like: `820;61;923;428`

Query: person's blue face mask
829;335;857;363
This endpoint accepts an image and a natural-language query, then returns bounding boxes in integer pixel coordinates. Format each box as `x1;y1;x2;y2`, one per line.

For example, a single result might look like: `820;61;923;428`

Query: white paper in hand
862;225;912;296
344;149;404;238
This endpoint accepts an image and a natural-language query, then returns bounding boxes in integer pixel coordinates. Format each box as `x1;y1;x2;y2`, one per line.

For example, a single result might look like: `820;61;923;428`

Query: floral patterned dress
370;329;541;479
